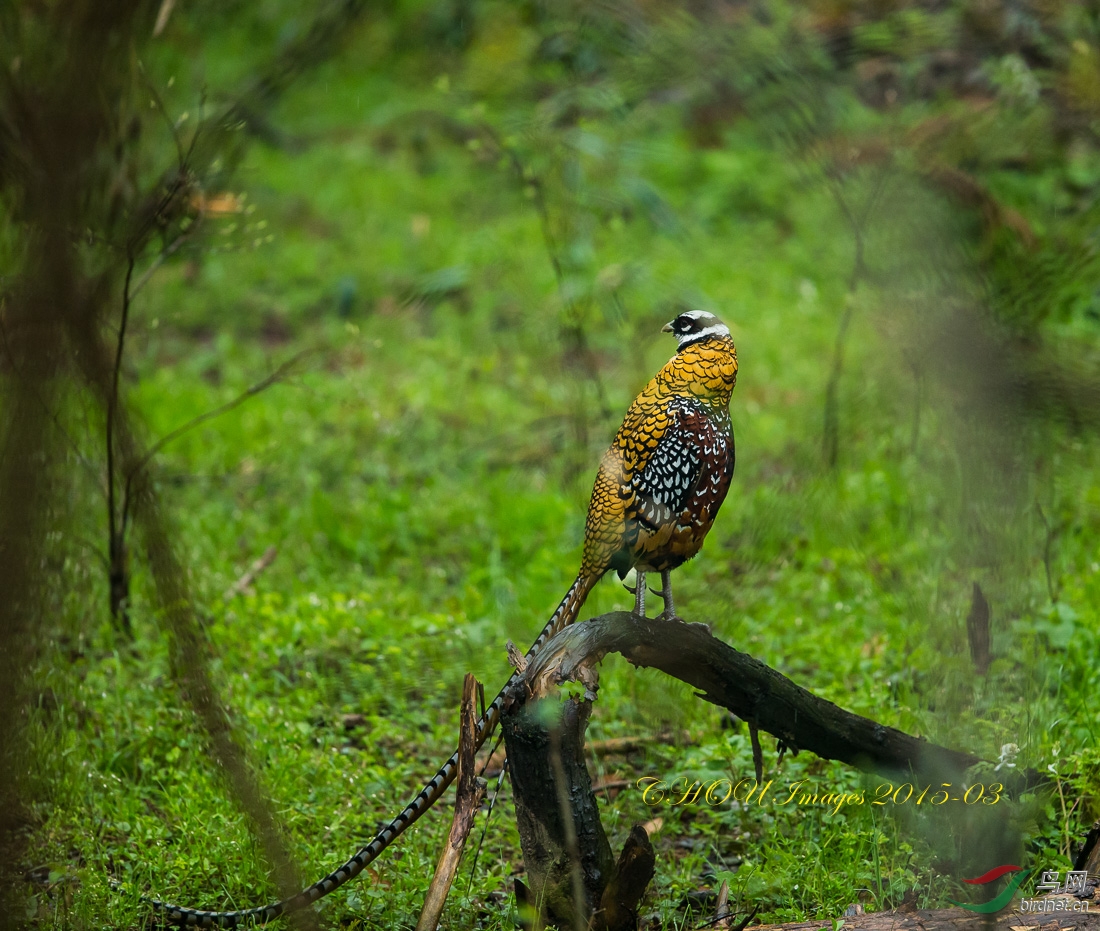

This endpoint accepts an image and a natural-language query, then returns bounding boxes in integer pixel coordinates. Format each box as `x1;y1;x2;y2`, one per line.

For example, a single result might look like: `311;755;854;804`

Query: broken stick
223;545;278;601
414;673;486;931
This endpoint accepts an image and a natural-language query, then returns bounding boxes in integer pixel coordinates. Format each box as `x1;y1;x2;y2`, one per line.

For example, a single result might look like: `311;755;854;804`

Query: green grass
20;10;1100;929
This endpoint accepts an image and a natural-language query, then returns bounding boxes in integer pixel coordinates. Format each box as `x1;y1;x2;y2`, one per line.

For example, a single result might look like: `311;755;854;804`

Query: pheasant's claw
622;582;638;595
655;611;683;623
649;585;666;598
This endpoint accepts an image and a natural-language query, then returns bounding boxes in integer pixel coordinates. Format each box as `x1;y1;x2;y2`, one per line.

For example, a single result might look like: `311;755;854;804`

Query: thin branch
74;534;111;570
694;903;760;931
1036;501;1060;602
120;349;311;535
129;215;202;300
833;192;866;293
184;89;206;170
465;732;508;902
128;350;310;478
821;165;888;468
482;124;567;298
103;252;137;631
106;254;135;562
477;122;611;423
152;0;176;37
127;170;193;258
138;59;184;166
110;255;134;437
909;359;923;455
223;545;278;601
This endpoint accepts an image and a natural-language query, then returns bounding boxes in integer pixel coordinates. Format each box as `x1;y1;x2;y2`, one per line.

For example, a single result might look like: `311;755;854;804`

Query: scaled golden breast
581;322;738;591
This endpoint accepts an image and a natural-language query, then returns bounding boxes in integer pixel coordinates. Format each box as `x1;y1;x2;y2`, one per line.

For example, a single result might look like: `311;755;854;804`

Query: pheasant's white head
662;310;731;350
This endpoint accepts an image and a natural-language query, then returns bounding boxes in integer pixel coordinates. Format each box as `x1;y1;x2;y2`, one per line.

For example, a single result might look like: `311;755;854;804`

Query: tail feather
131;572;599;927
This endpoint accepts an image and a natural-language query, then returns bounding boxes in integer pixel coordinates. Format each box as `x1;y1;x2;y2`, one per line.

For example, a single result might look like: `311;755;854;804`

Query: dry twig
415;674;486;931
223;545;278;601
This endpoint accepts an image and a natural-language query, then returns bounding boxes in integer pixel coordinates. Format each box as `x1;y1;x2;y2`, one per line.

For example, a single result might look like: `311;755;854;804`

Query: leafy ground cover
18;3;1100;928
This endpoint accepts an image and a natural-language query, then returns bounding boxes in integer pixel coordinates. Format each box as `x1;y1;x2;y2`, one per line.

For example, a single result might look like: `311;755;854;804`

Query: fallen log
521;612;1045;790
499;611;1049;929
751;902;1099;931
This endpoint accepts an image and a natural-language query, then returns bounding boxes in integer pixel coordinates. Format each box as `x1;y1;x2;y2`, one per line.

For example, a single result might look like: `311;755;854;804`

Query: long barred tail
130;573;598;927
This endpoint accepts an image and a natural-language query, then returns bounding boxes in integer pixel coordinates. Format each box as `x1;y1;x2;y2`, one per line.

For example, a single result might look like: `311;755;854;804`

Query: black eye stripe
678;313;716;331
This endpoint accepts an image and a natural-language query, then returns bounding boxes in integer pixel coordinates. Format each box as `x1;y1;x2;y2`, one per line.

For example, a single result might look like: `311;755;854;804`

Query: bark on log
595;824;656;931
523;612;1044;790
753;903;1100;931
502;696;614;929
1075;821;1100;878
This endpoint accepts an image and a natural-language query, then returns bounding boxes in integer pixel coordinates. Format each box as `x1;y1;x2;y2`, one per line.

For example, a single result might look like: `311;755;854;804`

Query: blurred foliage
5;0;1100;928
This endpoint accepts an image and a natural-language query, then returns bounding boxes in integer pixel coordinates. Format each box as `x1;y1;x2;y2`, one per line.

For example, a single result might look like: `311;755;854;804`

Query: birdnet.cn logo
951;865;1091;914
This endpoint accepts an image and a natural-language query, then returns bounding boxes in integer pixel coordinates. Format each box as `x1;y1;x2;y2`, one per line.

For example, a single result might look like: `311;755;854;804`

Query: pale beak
661;321;674;333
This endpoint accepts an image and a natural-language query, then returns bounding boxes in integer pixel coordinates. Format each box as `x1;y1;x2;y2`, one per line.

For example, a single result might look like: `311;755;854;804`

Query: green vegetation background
19;1;1100;927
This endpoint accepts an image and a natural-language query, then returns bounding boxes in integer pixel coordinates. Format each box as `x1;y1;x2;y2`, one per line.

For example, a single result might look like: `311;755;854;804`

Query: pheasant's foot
657;569;676;620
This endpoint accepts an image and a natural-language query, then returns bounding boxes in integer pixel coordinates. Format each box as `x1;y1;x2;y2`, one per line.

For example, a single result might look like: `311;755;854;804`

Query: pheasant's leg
656;569;678;621
631;571;647;617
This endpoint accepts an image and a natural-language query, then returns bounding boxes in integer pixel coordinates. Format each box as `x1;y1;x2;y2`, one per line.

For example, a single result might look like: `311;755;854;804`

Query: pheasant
135;310;737;926
580;309;737;619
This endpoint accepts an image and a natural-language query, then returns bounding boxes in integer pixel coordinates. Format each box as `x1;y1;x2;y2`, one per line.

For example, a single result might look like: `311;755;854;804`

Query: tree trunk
503;696;614;929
